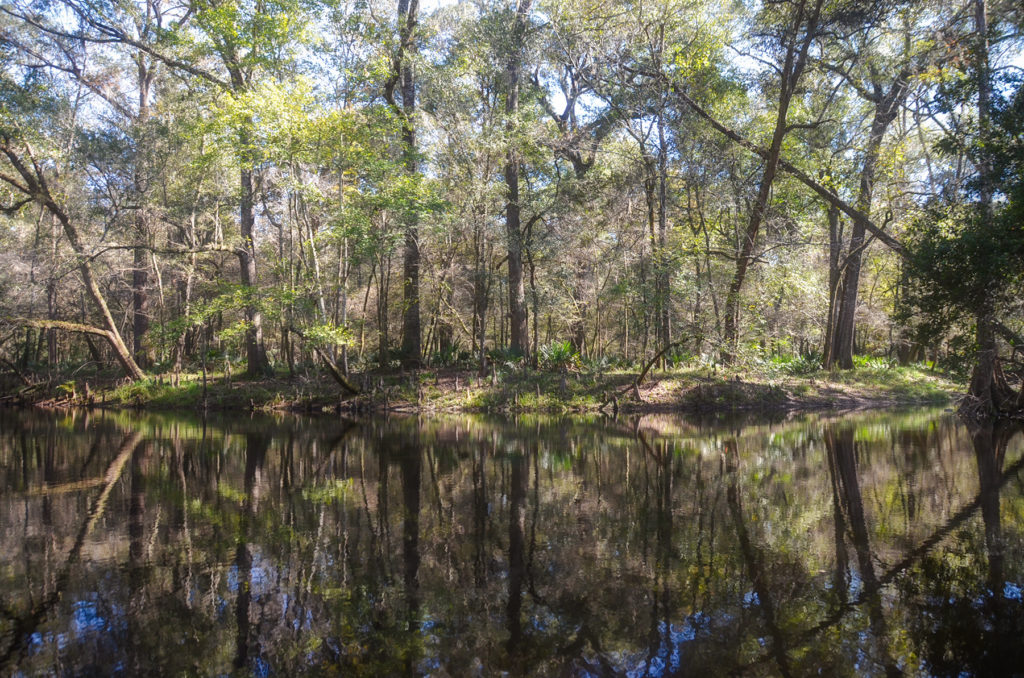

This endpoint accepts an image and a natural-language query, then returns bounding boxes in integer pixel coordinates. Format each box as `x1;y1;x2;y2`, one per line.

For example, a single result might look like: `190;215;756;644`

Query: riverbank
1;362;961;415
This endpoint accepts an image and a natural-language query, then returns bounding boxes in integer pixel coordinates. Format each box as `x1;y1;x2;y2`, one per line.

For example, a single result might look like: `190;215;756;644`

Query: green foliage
487;346;526;370
302;479;355;505
901;203;1024;337
900;69;1024;352
782;353;822;376
665;347;694;368
538;341;578;371
302;322;352;349
0;69;67;146
851;354;896;371
430;341;469;367
190;0;311;82
580;354;616;373
751;352;821;377
209;78;320;166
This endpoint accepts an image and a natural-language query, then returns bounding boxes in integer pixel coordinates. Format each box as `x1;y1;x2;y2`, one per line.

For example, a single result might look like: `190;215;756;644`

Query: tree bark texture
827;70;911;369
132;245;151;367
503;0;533;359
239;167;268;376
132;53;155;368
967;0;996;410
397;0;422;367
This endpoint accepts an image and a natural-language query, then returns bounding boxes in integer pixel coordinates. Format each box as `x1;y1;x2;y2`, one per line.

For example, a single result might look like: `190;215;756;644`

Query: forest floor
1;361;962;415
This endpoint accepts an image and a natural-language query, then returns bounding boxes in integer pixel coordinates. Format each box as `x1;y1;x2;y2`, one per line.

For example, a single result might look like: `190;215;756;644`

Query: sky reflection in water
0;408;1022;676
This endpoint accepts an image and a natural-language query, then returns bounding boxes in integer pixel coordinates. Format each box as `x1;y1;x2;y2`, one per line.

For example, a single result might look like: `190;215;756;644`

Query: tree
385;0;423;368
502;0;534;359
821;4;936;369
720;0;826;363
900;0;1024;417
0;74;144;379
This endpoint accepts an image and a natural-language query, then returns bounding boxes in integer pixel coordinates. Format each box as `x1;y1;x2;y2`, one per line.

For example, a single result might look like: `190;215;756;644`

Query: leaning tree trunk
721;49;807;361
720;0;823;363
0;139;144;381
722;119;787;361
77;248;143;379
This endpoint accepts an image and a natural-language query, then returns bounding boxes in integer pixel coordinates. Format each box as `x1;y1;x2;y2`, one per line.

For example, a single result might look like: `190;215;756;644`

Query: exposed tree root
959;357;1024;422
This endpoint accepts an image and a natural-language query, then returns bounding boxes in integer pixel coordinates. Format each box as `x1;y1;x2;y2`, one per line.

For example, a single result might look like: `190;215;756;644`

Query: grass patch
6;357;962;415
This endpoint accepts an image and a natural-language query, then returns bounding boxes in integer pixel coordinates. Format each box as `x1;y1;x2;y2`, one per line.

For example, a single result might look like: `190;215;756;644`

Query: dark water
1;408;1022;677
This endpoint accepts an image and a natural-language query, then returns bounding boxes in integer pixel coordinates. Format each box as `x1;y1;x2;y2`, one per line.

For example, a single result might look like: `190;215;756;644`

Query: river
0;408;1021;676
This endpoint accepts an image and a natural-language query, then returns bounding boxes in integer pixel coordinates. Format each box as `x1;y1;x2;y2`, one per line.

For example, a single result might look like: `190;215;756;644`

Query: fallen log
286;326;360;395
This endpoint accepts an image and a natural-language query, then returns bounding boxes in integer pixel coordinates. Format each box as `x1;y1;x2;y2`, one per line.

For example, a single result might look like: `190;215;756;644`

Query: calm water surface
0;408;1022;676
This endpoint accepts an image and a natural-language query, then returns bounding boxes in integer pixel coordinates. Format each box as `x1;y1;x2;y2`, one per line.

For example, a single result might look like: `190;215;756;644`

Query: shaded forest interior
0;0;1022;415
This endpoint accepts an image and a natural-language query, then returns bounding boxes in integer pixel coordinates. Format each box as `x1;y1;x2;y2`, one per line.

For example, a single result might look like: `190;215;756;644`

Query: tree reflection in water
0;408;1022;676
904;421;1024;677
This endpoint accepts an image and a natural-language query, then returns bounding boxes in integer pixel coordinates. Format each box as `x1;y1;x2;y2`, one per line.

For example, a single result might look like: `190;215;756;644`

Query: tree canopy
0;0;1022;415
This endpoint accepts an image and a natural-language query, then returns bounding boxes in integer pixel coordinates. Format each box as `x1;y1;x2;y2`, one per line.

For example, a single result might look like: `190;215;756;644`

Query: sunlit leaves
190;0;312;81
303;321;353;348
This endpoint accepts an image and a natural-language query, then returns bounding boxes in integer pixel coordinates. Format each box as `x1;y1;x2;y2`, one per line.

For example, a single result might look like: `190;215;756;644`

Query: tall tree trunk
656;110;671;355
397;0;422;367
827;70;911;369
823;203;842;362
642;153;656;363
131;57;154;368
503;0;532;359
224;60;269;377
239;167;268;376
132;245;150;367
969;299;999;407
967;0;997;411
